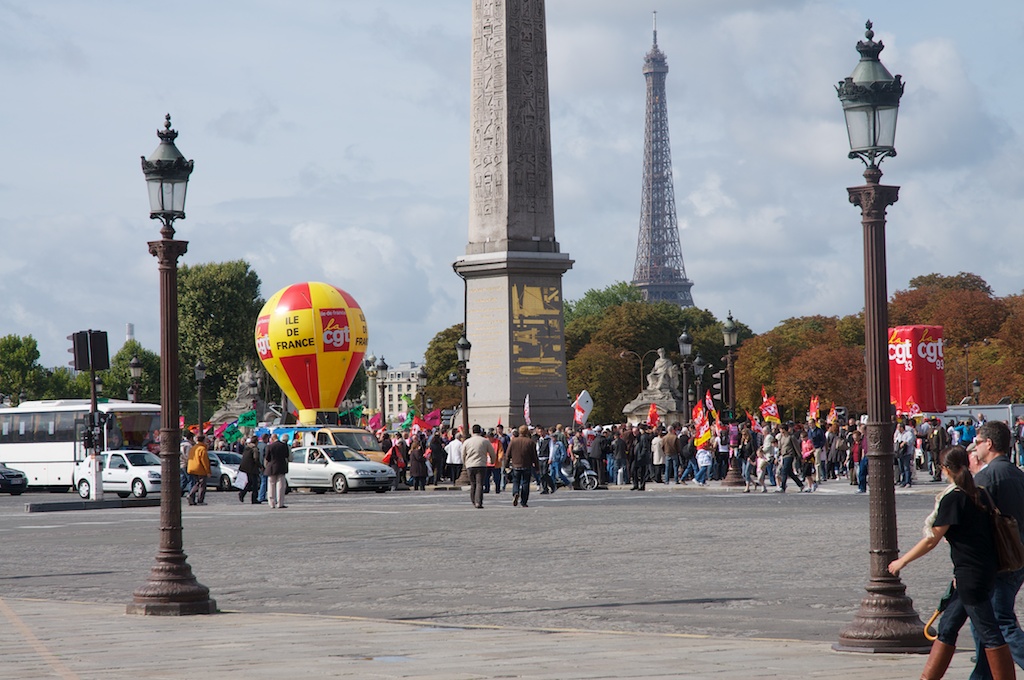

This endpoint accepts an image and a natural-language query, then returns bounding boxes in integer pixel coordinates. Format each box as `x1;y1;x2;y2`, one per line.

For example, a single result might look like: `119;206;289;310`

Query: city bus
0;399;161;490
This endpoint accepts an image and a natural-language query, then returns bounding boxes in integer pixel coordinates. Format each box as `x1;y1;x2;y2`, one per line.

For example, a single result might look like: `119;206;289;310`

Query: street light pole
195;360;206;437
833;23;926;653
418;365;428;416
128;115;215;616
364;354;377;415
376;357;388;429
129;355;142;403
721;312;744;487
973;378;982;405
456;336;472;437
677;330;693;419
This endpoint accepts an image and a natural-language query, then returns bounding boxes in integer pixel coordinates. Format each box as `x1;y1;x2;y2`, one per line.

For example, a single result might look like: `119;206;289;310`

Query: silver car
74;450;162;499
287;446;395;494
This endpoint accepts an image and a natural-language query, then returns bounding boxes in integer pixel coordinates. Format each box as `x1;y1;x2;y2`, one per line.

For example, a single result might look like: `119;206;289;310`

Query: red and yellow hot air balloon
255;282;368;424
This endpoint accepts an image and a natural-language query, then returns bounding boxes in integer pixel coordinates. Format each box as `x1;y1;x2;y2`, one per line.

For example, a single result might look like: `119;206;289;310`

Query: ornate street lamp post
128;115;215;615
973;378;982;405
833;22;926;653
364;354;377;415
677;329;693;419
692;353;706;401
195;360;206;437
376;357;389;428
721;312;744;487
418;365;428;416
456;335;472;437
129;355;143;403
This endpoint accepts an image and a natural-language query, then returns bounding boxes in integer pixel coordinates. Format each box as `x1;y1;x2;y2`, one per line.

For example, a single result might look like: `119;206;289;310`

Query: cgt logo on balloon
255;282;368;425
888;325;945;414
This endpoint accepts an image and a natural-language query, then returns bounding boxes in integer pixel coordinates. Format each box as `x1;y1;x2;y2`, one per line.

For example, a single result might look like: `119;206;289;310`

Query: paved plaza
0;481;991;678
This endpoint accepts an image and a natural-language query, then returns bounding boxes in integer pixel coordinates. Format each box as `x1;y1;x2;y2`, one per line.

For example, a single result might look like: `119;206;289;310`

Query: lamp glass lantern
142;115;194;223
417;365;428;389
835;21;904;167
972;379;982;397
456;336;472;363
129;355;143;380
722;312;738;348
194;360;206;383
376;357;388;374
677;329;693;358
692;354;706;378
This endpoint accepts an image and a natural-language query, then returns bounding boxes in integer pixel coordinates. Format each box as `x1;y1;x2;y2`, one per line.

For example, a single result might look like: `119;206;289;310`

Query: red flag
692;401;711;447
646;403;659;427
759;396;781;424
413;415;432;431
809;395;820;421
497;415;502;427
747;411;763;433
367;412;382;431
827;402;838;425
761;386;769;403
704;390;718;423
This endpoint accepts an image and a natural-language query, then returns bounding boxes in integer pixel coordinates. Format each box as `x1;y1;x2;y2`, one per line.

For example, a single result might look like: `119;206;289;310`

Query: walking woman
739;428;758;493
887;446;1014;679
407;438;428;490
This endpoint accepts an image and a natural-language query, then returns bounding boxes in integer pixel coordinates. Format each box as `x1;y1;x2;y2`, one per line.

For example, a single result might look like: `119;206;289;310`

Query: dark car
0;463;28;495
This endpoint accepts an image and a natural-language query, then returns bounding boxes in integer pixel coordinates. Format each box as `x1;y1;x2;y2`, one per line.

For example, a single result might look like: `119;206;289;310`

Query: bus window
0;413;11;442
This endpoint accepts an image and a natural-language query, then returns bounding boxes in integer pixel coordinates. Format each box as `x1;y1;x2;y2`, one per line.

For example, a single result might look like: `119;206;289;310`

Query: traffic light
66;330;110;371
68;331;89;370
711;370;728;405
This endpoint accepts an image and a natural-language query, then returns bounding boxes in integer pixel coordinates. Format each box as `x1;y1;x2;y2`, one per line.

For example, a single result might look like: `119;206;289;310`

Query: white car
74;450;162;499
287;446;396;494
209;451;240;491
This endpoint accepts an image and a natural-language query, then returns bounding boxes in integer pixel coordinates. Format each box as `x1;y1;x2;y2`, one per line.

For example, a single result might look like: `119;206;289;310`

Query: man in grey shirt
969;421;1024;679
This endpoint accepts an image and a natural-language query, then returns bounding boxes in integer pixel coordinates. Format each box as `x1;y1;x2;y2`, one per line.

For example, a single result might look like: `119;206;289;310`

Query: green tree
567;342;635;424
424;323;464;386
178;260;264;422
564;281;643;325
909;271;993;295
0;335;48;402
41;367;89;400
100;340;161;404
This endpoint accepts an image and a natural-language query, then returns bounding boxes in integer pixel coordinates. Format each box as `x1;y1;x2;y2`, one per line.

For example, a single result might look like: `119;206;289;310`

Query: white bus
0;399;161;490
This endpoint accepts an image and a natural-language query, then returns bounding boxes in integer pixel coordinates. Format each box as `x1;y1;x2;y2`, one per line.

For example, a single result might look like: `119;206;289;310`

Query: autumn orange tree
734;315;864;420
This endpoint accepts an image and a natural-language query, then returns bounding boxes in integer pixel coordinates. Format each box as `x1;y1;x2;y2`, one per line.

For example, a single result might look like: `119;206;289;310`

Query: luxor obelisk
454;0;573;429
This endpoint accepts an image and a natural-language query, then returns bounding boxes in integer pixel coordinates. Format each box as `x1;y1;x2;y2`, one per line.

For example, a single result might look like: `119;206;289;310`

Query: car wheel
219;474;232;491
117;492;130;499
313;489;327;494
9;490;23;496
131;478;148;498
375;488;388;493
332;474;349;494
77;478;91;499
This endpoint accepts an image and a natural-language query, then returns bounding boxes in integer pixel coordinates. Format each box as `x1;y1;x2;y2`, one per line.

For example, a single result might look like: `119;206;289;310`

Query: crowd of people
166;409;1024;678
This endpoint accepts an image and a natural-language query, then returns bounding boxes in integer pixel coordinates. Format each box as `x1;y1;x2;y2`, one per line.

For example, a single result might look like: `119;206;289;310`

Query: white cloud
1;0;1022;375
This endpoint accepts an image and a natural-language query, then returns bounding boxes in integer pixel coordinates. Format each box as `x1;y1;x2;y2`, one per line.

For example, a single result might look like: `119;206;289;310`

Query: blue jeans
680;459;698;482
258;474;268;502
694;465;710;484
858;457;868;492
970;566;1024;679
511;468;532;505
550;460;571;487
664;457;679;483
940;589;1004;650
898;454;913;486
765;460;776;486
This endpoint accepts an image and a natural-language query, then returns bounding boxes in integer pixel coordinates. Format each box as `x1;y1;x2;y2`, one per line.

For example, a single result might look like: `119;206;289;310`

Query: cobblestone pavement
0;480;989;678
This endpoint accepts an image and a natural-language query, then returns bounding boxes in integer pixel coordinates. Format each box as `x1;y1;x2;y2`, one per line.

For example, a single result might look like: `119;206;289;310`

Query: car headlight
148;471;161;480
352;470;372;477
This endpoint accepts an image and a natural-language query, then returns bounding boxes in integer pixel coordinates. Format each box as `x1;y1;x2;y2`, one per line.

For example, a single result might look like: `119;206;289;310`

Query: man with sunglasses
970;421;1024;679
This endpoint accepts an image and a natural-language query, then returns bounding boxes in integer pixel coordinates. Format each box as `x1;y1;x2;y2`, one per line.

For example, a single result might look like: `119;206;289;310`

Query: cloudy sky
2;0;1022;376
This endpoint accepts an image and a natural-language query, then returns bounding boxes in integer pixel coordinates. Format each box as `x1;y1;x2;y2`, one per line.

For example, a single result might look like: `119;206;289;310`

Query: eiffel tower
632;14;694;308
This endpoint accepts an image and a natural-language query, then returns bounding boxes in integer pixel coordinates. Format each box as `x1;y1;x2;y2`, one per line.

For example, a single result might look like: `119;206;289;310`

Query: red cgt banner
888;325;945;415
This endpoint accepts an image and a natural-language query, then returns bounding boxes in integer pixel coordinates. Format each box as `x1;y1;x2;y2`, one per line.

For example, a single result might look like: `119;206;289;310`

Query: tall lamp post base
720;458;745;487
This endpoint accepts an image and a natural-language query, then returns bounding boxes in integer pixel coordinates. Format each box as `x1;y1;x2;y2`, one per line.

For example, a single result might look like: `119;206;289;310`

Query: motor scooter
559;455;599;490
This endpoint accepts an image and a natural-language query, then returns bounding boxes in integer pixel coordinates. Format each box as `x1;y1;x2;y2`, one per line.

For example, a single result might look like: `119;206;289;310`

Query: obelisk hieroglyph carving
454;0;573;430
